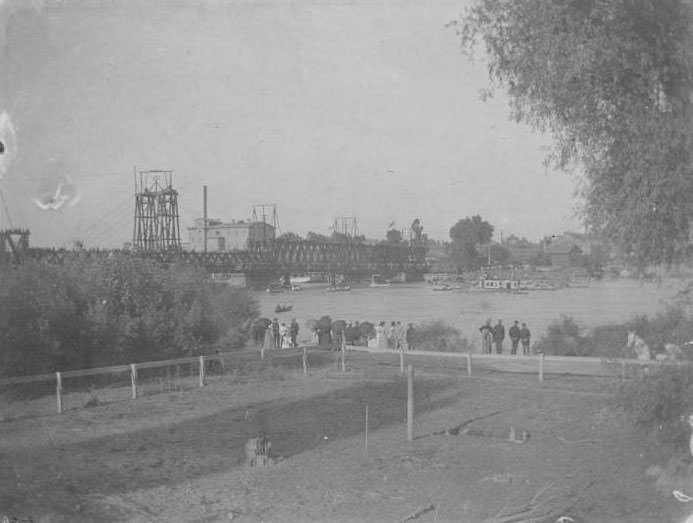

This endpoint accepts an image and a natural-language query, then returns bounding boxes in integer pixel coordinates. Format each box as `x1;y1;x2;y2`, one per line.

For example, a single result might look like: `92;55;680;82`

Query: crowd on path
479;319;531;355
257;314;530;355
262;318;300;351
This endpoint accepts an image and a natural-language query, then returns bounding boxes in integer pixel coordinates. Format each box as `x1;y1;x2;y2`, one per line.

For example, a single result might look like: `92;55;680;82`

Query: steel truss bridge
5;239;428;279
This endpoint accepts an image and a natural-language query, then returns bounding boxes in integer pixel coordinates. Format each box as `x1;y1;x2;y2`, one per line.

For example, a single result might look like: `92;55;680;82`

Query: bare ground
0;353;690;523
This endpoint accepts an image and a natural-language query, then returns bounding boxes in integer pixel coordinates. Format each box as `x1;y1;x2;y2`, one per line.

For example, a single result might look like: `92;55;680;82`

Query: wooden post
302;347;308;376
130;364;137;399
466;352;472;376
198;356;205;387
399;350;404;375
56;372;63;414
364;404;369;455
539;353;545;382
341;342;346;372
407;365;414;441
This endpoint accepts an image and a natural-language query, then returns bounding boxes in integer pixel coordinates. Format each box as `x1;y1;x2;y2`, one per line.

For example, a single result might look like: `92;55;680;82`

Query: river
254;278;688;348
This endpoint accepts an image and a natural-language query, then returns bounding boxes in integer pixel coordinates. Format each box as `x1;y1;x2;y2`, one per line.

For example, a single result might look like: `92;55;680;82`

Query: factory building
186;218;275;252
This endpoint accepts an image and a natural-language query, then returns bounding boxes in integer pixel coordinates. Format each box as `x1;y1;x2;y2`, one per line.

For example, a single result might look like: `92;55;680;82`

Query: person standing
376;321;388;350
509;320;521;355
479;319;493;354
406;323;415;351
272;318;280;348
394;321;405;350
388;321;396;349
520;323;531;355
263;324;275;352
279;322;290;348
493;319;505;354
290;318;299;348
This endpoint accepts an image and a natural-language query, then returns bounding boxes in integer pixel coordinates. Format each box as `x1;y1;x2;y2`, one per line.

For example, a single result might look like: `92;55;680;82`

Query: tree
386;228;403;244
456;1;693;267
449;215;494;269
306;231;331;243
277;232;303;242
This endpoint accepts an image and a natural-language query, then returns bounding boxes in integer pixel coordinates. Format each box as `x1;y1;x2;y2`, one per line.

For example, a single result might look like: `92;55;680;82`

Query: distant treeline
0;256;258;377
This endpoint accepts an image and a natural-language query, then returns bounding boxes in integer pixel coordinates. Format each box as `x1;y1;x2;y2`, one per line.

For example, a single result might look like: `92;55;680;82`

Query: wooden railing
0;347;313;414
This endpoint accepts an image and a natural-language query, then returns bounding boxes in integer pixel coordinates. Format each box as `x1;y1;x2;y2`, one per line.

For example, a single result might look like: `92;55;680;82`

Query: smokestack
203;185;208;253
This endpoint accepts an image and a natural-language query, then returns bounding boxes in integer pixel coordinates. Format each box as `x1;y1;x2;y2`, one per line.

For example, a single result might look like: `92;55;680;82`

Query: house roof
545;240;583;255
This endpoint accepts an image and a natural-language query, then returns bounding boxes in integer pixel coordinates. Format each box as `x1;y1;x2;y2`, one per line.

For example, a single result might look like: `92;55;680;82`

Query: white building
186;219;275;252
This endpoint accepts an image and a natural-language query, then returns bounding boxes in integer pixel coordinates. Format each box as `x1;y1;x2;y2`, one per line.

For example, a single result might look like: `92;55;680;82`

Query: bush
0;256;259;376
615;366;693;451
534;315;592;356
411;321;470;352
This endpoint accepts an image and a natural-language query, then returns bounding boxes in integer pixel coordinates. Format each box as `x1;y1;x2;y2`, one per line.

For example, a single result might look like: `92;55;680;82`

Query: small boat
290;284;302;291
274;304;293;313
327;285;351;292
266;286;283;294
432;284;454;291
369;275;391;288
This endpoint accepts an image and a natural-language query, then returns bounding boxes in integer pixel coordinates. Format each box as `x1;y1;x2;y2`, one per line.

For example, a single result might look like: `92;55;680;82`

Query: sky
0;0;582;248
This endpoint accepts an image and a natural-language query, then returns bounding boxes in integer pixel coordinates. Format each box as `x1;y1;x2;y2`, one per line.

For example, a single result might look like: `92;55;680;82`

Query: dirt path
0;366;688;522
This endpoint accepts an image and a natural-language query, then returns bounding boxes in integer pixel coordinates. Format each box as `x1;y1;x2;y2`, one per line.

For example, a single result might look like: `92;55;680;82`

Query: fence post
341;341;346;372
399;350;404;375
130;364;137;399
199;356;205;387
539;353;545;382
407;365;414;441
302;347;308;376
56;372;63;414
466;352;472;376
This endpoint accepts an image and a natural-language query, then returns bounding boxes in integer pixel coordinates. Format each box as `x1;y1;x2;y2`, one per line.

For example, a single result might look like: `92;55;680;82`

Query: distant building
502;235;542;265
186;218;275;252
544;238;584;267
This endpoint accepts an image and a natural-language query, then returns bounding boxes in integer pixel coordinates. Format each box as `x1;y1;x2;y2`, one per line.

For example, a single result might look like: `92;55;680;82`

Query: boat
369;275;391;288
327;285;351;292
274;304;293;313
266;283;284;294
290;284;302;291
432;284;454;291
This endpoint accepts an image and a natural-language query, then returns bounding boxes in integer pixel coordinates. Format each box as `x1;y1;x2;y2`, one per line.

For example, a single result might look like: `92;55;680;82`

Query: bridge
3;239;428;284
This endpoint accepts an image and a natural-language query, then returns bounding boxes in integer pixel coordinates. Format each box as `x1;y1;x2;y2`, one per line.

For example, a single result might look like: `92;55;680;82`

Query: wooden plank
0;372;57;387
61;365;130;378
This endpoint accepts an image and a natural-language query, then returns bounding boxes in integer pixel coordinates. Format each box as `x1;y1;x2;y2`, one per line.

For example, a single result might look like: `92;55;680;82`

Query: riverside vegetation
0;255;259;377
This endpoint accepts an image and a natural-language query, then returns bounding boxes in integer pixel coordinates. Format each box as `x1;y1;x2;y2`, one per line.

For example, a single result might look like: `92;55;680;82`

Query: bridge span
5;239;429;284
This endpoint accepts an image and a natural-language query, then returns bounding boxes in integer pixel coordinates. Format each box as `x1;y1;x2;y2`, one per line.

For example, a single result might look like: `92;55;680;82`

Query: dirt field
0;353;690;523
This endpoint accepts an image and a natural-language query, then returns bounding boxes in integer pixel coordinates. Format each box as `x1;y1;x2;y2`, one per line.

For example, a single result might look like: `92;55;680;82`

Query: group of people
479;319;531;355
263;318;300;351
372;321;416;351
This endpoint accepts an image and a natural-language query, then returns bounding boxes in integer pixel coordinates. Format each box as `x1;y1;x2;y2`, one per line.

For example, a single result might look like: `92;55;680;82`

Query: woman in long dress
263;324;276;351
376;321;388;350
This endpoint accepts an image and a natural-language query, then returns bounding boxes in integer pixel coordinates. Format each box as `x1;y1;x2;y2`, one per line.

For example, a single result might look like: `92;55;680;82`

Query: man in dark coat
509;320;521;355
493;319;505;354
289;318;299;348
520;323;531;355
272;318;280;348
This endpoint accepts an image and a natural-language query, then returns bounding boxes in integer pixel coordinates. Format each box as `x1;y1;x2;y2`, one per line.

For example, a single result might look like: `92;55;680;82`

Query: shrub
615;366;693;451
411;321;470;352
0;256;259;376
533;315;591;356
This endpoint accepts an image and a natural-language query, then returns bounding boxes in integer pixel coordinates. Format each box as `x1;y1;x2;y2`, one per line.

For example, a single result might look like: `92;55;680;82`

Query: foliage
533;315;592;357
306;231;331;243
386;228;403;244
277;232;303;242
449;215;494;269
411;321;470;352
615;366;693;450
0;256;259;376
457;0;693;267
537;306;693;359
